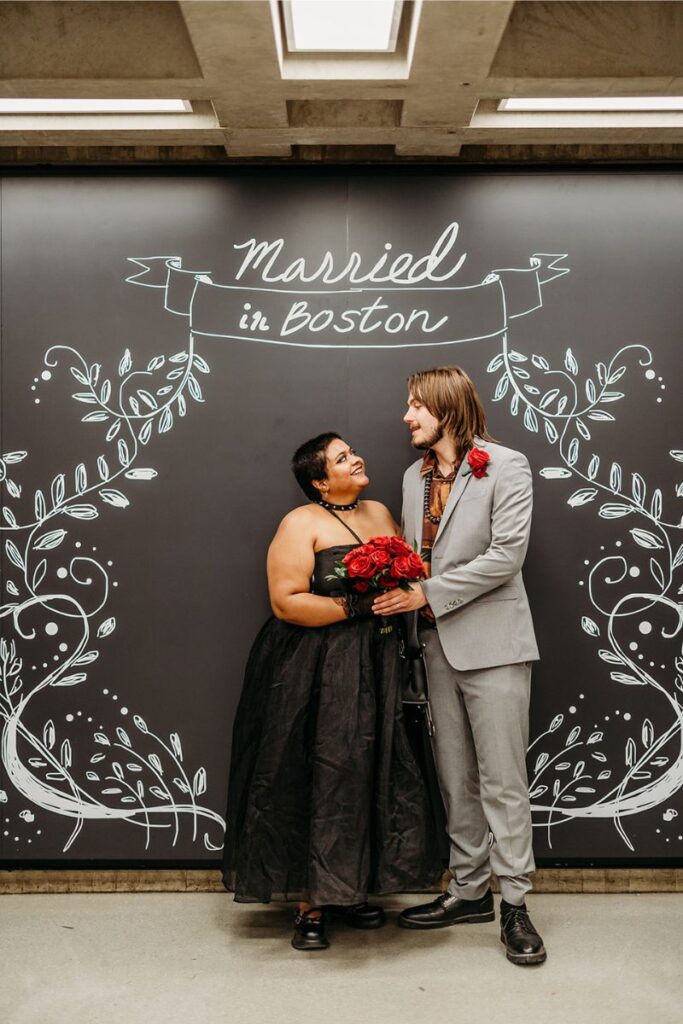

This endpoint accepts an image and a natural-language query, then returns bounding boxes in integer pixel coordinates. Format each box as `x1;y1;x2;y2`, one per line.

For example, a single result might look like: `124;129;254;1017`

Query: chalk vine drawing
1;331;226;852
487;337;683;849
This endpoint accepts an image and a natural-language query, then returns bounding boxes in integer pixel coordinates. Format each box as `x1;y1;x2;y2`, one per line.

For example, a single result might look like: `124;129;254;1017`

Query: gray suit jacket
402;437;540;671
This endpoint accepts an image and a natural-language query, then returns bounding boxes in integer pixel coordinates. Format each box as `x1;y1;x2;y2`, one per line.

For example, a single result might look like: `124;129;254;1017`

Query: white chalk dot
656;829;661;834
3;832;7;837
34;398;40;404
42;662;48;668
112;695;118;701
45;622;58;636
77;711;82;717
569;705;577;714
57;568;68;579
645;369;656;380
52;655;59;661
584;560;590;565
120;707;128;715
33;377;39;383
629;642;638;652
638;654;644;660
656;397;662;403
87;717;93;723
66;714;74;722
649;661;655;667
59;643;68;652
639;621;652;635
113;582;119;587
92;546;97;552
624;713;632;721
660;384;666;390
580;694;585;699
600;546;605;551
41;370;52;381
107;561;113;566
75;542;81;548
604;715;610;721
629;567;640;578
103;689;109;695
579;581;584;586
30;385;36;391
37;830;42;835
615;710;621;715
14;837;18;842
615;541;622;547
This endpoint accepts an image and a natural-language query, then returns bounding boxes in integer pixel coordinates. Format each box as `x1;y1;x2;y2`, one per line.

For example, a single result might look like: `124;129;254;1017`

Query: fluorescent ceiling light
498;97;683;112
283;0;402;52
0;99;192;114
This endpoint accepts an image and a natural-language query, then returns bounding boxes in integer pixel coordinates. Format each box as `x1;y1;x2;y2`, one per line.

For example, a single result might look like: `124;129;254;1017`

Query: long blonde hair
408;366;496;464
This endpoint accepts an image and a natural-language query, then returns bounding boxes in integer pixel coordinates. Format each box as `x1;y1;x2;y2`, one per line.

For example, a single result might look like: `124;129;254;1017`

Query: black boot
323;902;387;929
398;889;495;929
291;911;329;951
500;900;547;965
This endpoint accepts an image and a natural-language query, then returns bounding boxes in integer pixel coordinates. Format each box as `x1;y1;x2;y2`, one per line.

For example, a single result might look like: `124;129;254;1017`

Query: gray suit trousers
421;625;535;906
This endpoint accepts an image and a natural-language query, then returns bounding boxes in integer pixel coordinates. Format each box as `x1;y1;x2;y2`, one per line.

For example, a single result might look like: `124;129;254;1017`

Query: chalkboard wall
1;170;681;866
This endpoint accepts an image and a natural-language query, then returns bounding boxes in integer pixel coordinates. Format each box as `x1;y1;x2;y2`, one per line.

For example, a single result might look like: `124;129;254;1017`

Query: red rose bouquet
328;535;427;593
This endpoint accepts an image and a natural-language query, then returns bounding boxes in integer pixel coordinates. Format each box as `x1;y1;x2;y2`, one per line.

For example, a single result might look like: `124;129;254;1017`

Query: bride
222;431;441;950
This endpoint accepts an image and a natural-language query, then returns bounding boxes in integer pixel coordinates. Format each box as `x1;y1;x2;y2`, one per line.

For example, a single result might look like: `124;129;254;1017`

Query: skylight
283;0;403;52
498;97;683;112
0;99;192;114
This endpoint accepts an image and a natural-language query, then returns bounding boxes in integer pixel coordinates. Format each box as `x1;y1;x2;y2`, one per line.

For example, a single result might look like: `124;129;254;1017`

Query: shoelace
502;907;535;933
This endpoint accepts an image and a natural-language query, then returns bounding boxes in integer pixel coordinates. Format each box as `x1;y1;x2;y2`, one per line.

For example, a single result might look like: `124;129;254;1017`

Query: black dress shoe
323;902;387;929
291;913;329;951
499;900;547;965
398;889;495;929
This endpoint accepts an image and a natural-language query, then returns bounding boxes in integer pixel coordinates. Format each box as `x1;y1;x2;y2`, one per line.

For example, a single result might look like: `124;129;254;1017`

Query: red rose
342;544;371;565
467;447;490;479
370;548;392;568
346;554;375;579
354;579;370;592
387;536;412;556
406;552;427;579
367;536;393;549
390;555;414;580
379;576;400;589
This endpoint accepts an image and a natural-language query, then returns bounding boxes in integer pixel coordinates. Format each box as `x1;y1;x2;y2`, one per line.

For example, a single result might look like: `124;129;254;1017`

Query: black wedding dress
222;526;442;906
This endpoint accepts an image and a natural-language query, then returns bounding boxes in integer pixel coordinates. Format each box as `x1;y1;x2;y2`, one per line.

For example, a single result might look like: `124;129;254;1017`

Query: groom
372;365;546;966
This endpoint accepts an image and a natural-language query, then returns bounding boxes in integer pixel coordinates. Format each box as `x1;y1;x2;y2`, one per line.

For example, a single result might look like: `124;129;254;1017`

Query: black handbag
400;611;435;735
399;611;449;864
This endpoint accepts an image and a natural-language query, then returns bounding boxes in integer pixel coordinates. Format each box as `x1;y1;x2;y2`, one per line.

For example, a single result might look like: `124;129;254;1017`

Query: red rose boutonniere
464;447;490;479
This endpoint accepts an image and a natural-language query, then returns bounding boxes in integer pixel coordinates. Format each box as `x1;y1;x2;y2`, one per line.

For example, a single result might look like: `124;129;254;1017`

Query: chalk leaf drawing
488;333;682;850
1;330;225;853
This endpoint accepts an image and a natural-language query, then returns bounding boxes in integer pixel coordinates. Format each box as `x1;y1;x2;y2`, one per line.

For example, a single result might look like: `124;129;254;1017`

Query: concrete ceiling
1;0;682;163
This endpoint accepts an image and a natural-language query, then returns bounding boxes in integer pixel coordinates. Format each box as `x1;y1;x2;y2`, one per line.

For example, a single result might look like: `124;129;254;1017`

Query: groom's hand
372;583;427;616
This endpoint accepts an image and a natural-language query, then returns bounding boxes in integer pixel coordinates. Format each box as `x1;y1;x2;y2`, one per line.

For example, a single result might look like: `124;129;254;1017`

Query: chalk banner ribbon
126;253;569;349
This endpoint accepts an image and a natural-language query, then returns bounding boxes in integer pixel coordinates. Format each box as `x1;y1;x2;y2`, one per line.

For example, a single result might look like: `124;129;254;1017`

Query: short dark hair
291;432;342;501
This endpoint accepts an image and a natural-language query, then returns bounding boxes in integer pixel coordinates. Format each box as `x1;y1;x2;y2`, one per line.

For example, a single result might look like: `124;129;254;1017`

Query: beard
411;423;443;450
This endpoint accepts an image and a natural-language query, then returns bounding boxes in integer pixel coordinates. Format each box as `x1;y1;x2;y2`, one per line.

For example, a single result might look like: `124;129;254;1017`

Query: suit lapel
433;459;472;545
406;465;423;551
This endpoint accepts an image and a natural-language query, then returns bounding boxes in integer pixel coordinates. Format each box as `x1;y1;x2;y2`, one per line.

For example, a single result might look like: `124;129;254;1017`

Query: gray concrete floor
1;893;681;1024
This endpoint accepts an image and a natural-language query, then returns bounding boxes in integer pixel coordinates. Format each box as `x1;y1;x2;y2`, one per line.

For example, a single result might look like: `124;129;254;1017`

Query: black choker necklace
318;498;358;512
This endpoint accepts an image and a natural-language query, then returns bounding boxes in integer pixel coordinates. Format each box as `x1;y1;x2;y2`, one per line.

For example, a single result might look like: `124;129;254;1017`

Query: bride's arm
267;510;348;627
